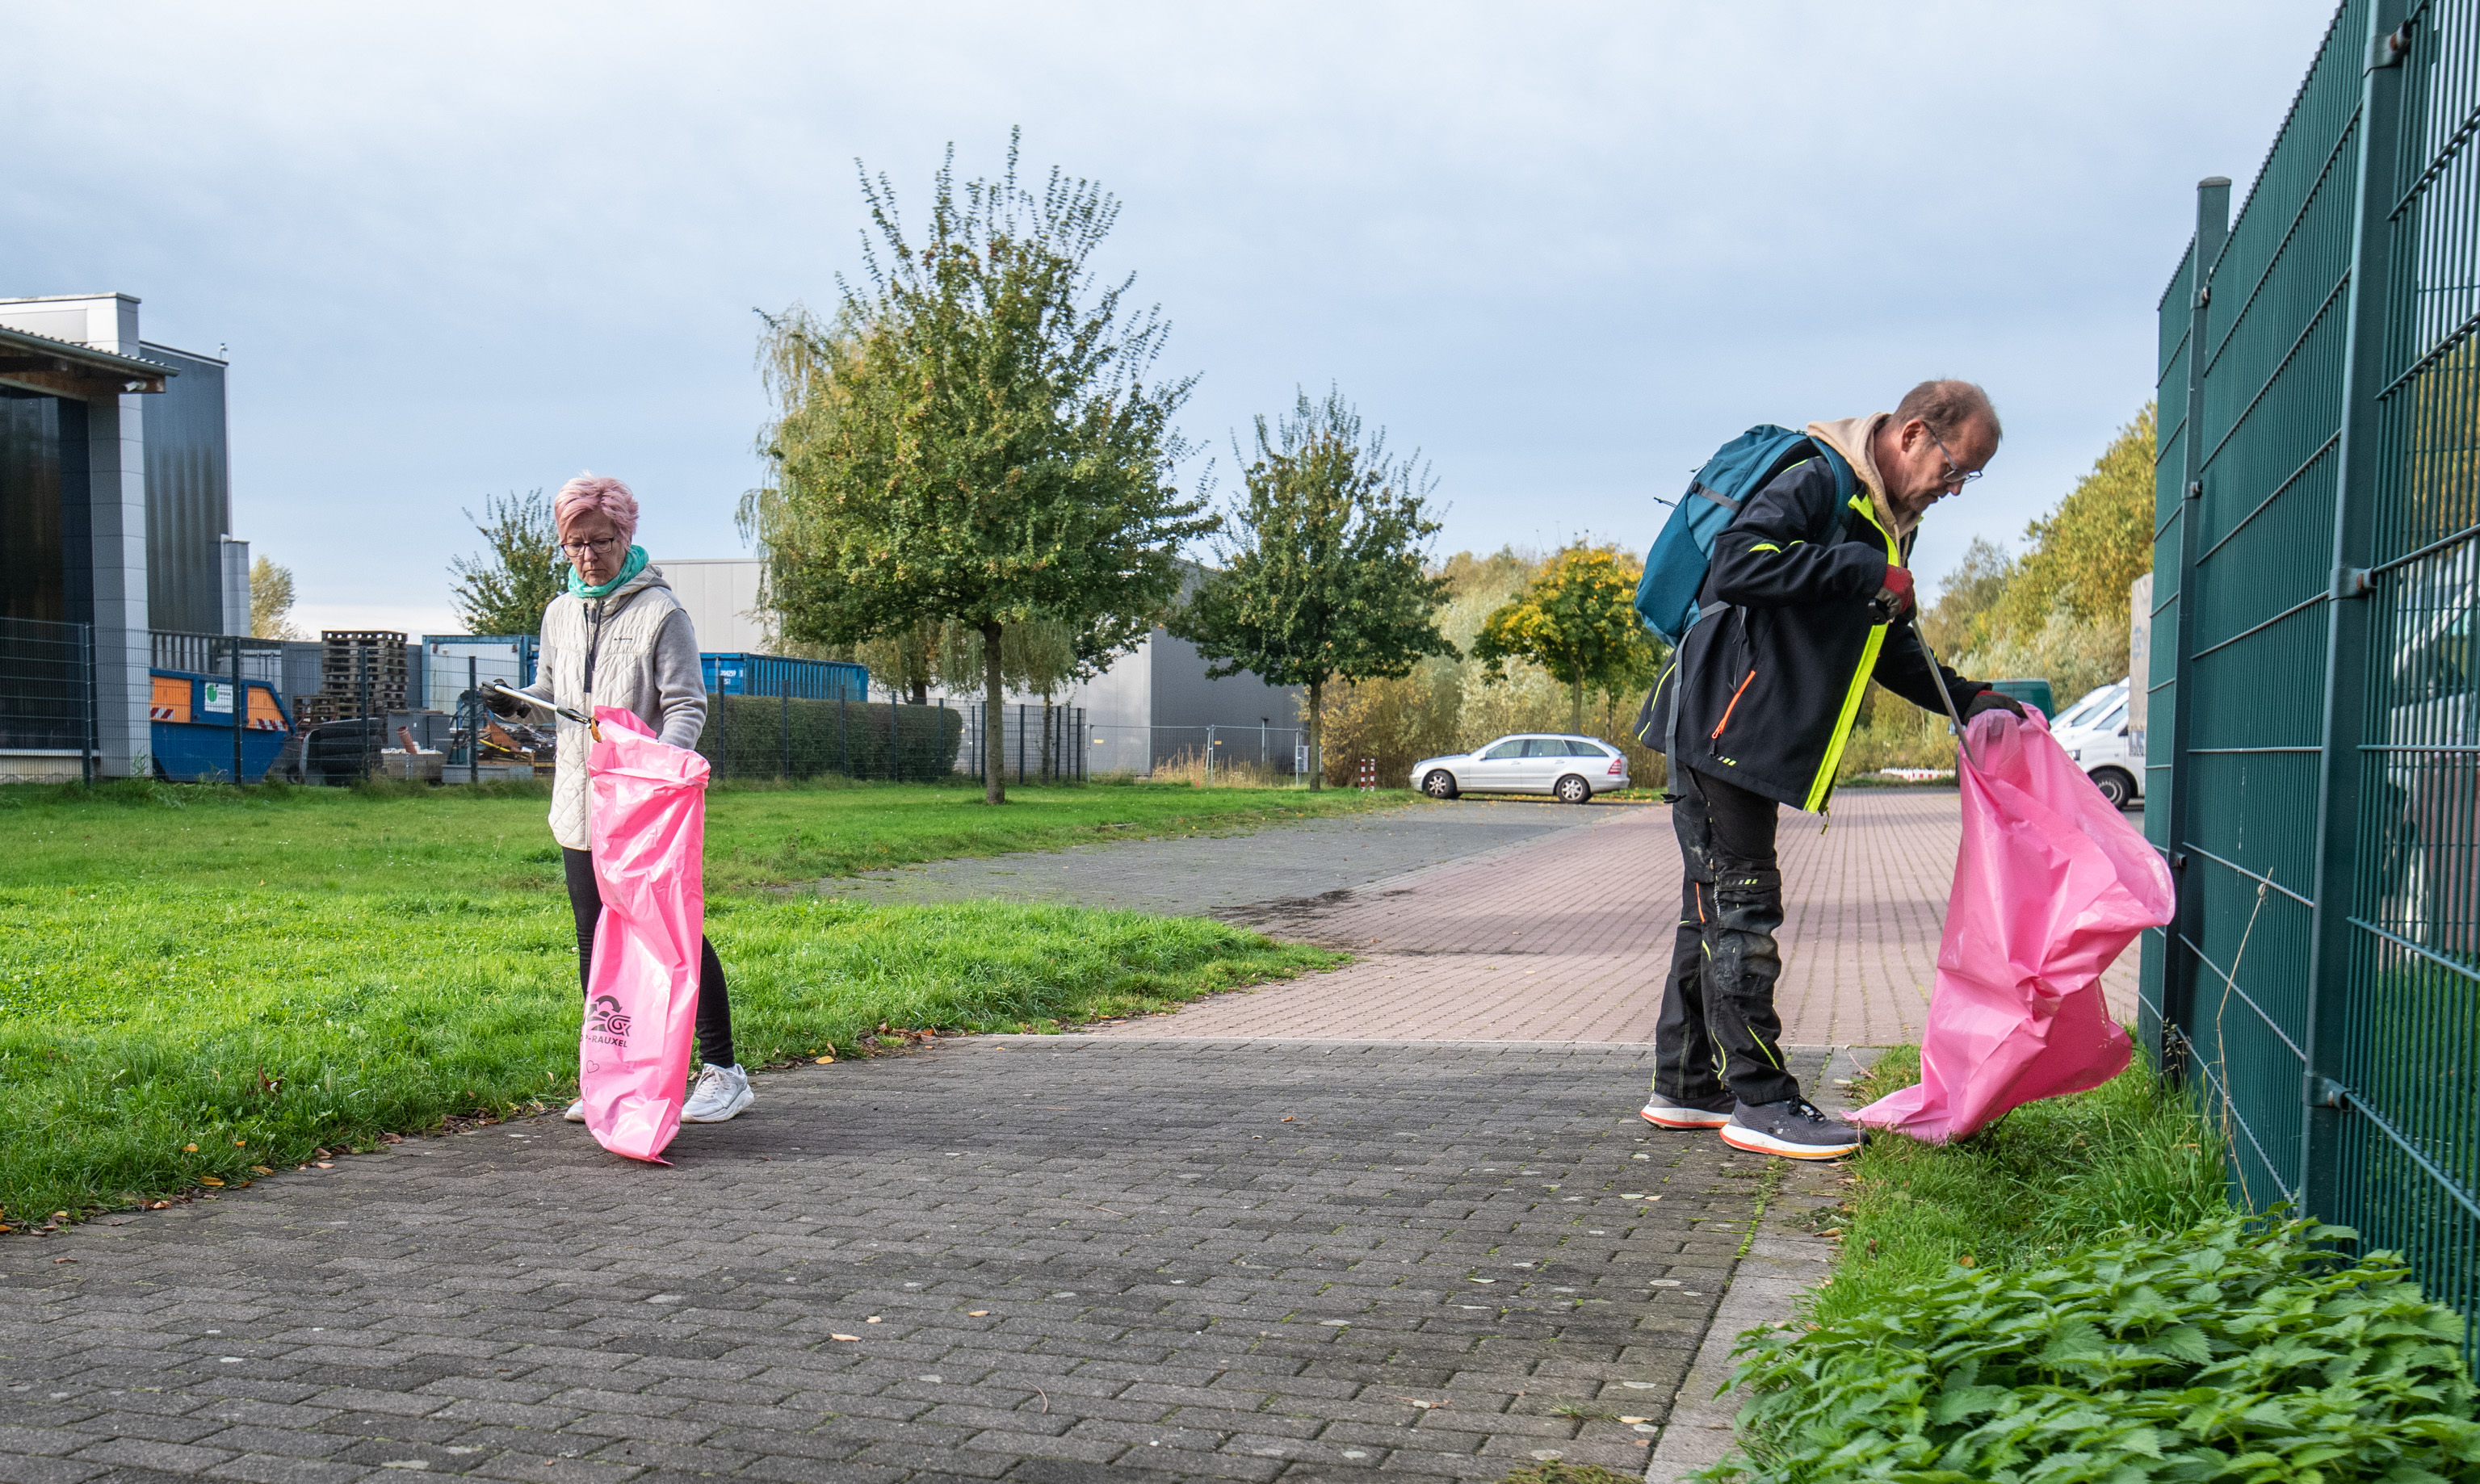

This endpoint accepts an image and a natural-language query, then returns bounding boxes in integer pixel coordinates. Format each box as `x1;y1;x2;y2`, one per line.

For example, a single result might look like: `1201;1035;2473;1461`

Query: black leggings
562;847;735;1070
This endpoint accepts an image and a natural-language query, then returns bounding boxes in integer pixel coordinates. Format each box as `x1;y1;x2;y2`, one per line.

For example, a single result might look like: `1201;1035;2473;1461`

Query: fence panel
2150;0;2480;1356
0;617;94;780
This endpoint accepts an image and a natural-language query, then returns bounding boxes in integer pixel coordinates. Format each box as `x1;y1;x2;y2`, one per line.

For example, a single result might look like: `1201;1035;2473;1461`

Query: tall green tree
1470;543;1660;734
248;555;299;640
747;134;1211;803
1987;405;2156;637
449;489;566;637
1169;388;1458;790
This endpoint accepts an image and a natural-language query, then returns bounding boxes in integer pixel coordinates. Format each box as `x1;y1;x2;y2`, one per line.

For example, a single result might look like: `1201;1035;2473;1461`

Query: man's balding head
1872;379;2001;522
1893;379;2002;446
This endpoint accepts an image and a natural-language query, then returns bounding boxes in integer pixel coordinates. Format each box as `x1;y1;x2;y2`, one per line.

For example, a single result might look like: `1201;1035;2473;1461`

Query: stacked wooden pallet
292;631;409;727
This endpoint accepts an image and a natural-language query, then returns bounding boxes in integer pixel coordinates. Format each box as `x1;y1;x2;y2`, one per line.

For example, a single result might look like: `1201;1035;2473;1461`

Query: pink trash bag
578;705;711;1163
1849;707;2173;1142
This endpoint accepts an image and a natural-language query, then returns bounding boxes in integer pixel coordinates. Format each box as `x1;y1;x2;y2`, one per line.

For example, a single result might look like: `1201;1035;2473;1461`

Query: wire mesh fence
2146;0;2480;1359
0;617;94;781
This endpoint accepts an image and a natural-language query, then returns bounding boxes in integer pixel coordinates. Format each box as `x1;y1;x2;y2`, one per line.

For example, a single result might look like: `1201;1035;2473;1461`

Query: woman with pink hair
489;474;753;1124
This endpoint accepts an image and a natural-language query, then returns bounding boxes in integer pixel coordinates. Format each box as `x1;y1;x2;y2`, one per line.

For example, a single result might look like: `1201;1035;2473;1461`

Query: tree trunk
1307;678;1323;792
1570;680;1584;736
982;619;1008;805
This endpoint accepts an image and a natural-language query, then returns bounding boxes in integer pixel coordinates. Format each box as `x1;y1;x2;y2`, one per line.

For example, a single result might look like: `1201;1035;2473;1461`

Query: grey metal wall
1147;627;1305;734
137;342;230;635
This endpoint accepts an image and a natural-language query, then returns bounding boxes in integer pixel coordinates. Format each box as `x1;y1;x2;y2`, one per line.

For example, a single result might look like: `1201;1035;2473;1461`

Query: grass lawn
1806;1044;2230;1327
0;778;1401;1226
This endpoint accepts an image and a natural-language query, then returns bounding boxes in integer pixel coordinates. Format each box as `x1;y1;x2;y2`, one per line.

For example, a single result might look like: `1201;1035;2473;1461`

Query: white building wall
653;558;769;652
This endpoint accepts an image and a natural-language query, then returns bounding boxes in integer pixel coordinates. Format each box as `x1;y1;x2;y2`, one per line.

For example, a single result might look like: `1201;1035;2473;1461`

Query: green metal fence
2146;0;2480;1352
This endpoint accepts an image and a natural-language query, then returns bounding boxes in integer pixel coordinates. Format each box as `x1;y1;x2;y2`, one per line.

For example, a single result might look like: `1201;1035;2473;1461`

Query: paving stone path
0;1039;1820;1484
1118;790;2140;1046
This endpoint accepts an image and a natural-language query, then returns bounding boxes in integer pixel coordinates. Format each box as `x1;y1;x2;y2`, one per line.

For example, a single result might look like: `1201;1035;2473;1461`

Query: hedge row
692;695;963;782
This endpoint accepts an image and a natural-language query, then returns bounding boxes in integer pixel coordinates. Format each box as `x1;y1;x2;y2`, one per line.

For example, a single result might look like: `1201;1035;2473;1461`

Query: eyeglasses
1928;430;1985;490
556;535;621;557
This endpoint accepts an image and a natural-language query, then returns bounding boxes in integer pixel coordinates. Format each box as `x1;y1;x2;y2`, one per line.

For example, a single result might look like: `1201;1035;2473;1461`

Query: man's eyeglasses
1928;430;1985;490
556;536;621;557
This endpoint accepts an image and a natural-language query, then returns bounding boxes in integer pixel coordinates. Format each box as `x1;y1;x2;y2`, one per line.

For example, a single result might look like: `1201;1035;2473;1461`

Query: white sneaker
563;1099;585;1122
681;1063;753;1123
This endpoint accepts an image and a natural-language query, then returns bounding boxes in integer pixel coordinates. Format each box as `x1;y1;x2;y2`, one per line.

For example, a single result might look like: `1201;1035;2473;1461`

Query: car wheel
1554;773;1591;804
2091;767;2135;808
1422;769;1460;799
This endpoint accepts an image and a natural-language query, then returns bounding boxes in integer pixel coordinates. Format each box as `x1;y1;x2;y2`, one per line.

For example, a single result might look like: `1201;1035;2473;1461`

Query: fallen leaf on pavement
199;1177;225;1188
967;1311;988;1317
816;1056;834;1064
52;1256;75;1264
830;1334;860;1342
865;1316;882;1323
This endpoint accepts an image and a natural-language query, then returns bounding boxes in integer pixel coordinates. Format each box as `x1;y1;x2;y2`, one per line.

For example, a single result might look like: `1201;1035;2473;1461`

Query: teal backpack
1634;426;1856;647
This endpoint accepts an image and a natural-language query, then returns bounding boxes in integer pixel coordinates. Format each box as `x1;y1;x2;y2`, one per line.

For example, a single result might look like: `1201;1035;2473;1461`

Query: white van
2054;678;2139;807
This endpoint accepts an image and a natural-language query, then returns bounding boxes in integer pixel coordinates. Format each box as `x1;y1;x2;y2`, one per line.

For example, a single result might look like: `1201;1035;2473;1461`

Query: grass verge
0;778;1370;1226
1806;1045;2228;1327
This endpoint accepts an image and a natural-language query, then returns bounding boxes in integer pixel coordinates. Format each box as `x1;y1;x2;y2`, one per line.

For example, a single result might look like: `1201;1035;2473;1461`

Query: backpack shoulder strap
1806;439;1858;543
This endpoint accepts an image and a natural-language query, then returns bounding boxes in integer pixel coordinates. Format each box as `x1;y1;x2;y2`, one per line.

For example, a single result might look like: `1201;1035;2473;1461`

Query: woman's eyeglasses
556;536;621;557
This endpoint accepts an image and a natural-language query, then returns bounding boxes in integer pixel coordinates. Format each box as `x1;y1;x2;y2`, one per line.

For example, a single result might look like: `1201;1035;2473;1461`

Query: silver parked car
1411;734;1630;803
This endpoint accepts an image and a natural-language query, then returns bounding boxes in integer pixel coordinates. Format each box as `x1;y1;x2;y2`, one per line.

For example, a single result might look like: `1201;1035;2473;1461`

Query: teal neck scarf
568;544;648;599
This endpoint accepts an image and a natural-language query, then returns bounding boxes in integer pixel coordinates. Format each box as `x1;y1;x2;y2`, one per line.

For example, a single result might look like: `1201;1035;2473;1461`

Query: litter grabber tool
485;681;600;739
1916;634;1977;771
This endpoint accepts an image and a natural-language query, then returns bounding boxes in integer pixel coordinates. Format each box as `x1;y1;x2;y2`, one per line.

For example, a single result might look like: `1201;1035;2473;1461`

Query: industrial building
0;293;250;781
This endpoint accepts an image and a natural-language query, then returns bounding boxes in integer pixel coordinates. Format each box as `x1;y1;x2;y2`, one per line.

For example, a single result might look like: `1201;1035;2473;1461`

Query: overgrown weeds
1807;1045;2227;1327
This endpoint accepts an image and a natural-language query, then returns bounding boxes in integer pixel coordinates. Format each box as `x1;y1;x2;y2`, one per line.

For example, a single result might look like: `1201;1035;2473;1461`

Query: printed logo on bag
585;994;632;1048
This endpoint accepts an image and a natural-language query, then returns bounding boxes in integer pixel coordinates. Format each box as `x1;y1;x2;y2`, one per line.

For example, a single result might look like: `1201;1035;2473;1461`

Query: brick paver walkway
0;1040;1817;1484
1118;792;2141;1046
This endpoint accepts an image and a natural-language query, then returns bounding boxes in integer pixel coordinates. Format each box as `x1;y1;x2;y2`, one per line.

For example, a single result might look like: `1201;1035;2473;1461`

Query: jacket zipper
1710;669;1757;740
1802;497;1896;813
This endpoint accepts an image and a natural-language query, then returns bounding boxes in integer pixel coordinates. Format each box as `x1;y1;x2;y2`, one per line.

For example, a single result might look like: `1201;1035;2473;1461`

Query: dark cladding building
0;293;245;779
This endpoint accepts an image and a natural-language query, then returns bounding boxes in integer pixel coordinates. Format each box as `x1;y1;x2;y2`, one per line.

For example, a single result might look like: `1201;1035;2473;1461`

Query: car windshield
2058;682;2127;731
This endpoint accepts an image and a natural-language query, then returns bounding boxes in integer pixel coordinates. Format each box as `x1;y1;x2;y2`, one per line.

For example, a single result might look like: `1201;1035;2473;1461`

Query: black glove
483;687;527;719
1964;690;2026;720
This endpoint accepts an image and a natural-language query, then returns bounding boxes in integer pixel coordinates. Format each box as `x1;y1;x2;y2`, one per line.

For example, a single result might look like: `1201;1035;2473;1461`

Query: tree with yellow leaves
1470;543;1662;734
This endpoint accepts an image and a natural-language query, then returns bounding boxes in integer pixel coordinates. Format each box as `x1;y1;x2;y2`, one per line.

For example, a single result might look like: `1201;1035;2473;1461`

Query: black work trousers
1655;764;1798;1108
562;848;735;1071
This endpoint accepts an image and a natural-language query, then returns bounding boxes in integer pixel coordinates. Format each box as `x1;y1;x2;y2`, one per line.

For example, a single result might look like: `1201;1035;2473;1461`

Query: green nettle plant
448;488;567;638
745;132;1213;803
1169;387;1458;790
1699;1214;2480;1484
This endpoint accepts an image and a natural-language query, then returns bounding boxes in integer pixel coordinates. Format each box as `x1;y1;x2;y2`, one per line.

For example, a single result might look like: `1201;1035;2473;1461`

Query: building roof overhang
0;325;175;400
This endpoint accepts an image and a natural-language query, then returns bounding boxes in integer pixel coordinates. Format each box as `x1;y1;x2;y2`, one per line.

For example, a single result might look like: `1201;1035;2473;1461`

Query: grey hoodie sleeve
652;607;710;750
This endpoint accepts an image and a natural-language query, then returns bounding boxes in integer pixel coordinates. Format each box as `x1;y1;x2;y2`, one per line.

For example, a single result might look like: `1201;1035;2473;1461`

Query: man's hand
1964;690;2025;720
1870;565;1916;623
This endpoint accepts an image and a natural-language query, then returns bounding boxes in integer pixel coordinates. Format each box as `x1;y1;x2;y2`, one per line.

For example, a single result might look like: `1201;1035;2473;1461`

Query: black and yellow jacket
1644;432;1992;813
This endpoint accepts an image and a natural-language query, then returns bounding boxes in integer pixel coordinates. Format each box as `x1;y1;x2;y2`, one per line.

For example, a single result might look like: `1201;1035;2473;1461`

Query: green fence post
2157;176;2230;1075
2300;0;2411;1220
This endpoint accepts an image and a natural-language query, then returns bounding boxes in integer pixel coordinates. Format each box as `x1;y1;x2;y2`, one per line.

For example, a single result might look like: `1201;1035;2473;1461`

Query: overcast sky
6;1;2336;638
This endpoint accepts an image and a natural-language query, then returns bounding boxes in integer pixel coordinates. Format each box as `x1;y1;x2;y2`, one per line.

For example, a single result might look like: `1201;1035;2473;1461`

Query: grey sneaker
681;1063;753;1123
1640;1090;1735;1130
563;1099;585;1122
1720;1097;1860;1159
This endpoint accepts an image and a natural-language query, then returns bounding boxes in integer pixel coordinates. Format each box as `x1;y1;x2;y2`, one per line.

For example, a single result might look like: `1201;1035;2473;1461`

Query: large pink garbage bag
579;705;711;1163
1850;708;2173;1142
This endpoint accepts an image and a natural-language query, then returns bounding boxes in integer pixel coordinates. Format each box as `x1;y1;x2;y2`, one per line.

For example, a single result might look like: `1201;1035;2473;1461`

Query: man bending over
1639;379;2024;1159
